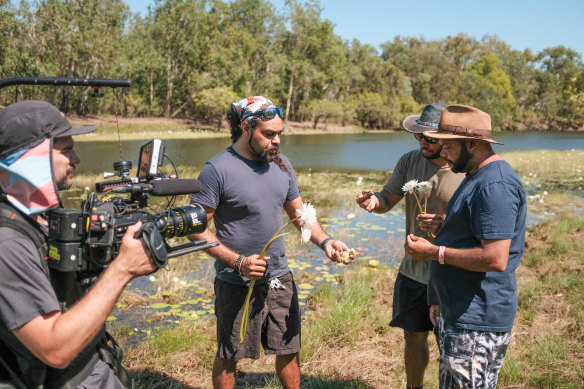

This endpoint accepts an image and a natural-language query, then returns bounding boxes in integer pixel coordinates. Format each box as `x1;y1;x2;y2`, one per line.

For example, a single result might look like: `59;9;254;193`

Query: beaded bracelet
234;254;245;275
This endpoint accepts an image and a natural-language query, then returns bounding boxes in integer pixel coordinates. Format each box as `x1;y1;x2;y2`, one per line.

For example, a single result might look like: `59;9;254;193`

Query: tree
301;99;342;129
457;54;516;129
193;86;238;131
29;0;131;113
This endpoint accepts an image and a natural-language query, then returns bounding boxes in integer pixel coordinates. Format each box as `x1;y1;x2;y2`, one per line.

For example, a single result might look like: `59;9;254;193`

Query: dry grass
123;265;443;389
120;211;584;389
69;148;584;387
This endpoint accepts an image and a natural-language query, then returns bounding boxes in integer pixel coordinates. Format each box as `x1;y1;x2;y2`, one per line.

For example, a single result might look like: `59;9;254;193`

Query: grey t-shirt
0;226;122;388
191;147;301;285
383;150;464;284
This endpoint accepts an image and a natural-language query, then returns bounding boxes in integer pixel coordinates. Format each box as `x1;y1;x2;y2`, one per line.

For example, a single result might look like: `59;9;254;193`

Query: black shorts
214;271;301;361
389;272;434;332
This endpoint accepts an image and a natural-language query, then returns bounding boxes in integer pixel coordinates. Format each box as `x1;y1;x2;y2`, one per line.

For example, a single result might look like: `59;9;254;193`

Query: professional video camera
0;76;217;282
45;137;218;279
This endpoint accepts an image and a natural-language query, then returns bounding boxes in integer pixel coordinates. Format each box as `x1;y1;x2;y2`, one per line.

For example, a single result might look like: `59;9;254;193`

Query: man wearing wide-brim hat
405;104;527;388
356;103;464;388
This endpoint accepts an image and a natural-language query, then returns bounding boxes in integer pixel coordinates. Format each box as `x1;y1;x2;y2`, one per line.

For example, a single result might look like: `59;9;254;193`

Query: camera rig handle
139;222;220;268
0;76;131;90
167;240;220;259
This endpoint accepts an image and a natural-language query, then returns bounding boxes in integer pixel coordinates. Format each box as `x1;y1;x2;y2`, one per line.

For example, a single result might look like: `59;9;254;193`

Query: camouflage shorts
438;318;511;389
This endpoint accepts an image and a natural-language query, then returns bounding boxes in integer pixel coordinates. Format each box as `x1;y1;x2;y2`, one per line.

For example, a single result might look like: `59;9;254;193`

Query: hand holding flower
240;202;318;345
417;213;444;235
239;254;269;280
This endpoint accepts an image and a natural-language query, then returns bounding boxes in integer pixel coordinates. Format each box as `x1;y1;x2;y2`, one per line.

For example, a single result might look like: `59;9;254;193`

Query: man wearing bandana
0;100;156;388
189;96;353;389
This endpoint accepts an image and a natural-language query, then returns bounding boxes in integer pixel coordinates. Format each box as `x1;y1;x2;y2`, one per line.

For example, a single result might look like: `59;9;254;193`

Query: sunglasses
242;107;283;122
414;133;438;144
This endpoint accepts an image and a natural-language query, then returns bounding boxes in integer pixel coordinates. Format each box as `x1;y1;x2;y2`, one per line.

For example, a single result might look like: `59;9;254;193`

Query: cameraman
0;101;156;388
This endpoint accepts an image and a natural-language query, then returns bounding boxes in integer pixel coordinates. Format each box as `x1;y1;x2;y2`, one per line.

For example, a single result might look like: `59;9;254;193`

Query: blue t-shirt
430;160;527;332
191;147;300;285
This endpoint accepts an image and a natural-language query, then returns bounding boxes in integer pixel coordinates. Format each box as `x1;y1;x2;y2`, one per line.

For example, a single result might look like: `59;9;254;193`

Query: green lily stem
412;191;424;214
239;216;302;345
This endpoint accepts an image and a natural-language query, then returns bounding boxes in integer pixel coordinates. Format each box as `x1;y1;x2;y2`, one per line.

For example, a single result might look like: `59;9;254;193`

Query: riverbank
70;116;583;142
92;149;584;388
70;116;372;142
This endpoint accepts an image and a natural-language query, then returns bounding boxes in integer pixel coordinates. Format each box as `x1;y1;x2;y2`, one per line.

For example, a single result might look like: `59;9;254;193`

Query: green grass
80;148;584;388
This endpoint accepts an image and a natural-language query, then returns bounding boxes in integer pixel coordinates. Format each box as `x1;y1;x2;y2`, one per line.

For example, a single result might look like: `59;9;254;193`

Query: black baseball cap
0;100;97;159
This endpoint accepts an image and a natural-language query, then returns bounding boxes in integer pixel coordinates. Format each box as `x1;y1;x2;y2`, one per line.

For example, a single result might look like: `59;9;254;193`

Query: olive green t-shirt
383;149;464;284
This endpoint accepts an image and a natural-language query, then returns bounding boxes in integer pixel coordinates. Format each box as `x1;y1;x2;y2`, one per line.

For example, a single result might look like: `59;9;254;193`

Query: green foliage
1;1;583;130
193;86;238;130
458;54;517;128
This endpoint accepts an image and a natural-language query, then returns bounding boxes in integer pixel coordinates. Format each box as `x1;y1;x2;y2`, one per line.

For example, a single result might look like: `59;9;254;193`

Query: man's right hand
417;213;445;235
113;221;157;279
356;189;378;213
240;254;268;279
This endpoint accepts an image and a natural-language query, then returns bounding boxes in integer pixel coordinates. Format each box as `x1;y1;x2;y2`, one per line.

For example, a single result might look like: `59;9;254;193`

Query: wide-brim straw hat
423;104;503;145
402;102;448;134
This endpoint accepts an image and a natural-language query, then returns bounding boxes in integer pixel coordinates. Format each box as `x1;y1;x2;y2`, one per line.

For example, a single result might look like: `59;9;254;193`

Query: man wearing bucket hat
356;103;464;389
405;105;527;388
0;100;156;388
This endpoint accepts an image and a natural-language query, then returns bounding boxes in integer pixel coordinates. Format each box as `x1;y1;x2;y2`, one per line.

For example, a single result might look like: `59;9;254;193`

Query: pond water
76;131;584;174
74;131;583;338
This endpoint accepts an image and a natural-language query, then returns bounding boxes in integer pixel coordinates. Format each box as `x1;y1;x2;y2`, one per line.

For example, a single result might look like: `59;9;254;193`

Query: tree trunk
165;55;174;118
149;69;154;116
313;115;320;129
285;71;294;122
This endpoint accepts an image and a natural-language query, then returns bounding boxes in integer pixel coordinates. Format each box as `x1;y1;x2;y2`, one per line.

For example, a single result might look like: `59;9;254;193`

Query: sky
125;0;584;56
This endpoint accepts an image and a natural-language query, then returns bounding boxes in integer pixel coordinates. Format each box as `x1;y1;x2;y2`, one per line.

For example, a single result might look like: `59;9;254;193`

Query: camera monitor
137;139;164;179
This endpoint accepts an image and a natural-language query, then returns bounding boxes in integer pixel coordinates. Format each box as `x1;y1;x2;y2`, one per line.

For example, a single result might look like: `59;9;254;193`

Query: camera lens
154;203;207;238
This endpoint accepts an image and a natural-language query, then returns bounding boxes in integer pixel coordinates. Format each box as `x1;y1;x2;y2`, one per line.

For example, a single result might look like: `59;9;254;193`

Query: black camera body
46;139;216;277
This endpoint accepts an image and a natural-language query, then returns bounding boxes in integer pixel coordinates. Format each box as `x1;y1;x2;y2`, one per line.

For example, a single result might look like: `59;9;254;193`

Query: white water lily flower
297;202;317;225
301;224;312;243
416;181;433;193
402;179;418;194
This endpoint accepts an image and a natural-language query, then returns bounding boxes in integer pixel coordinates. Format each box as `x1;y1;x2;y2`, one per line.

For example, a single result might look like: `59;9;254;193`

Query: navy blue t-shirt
430;160;527;332
191;147;300;285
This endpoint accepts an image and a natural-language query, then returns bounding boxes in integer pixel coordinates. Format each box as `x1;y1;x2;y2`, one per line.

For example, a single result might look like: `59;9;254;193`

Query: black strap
97;332;134;389
0;203;48;275
0;202;132;388
0;355;26;389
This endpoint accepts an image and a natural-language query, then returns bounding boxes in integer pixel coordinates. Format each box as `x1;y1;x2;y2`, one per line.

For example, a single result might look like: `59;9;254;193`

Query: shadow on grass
132;369;202;389
235;371;372;388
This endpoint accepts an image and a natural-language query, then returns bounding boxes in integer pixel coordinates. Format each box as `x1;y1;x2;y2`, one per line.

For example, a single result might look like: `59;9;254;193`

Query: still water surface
76;131;584;174
97;131;582;331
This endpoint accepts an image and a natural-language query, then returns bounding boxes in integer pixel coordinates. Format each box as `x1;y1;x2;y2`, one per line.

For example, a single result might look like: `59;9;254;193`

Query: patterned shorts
438;318;511;389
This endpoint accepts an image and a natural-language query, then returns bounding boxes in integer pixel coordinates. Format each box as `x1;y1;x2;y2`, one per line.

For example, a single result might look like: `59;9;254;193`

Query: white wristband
438;246;445;265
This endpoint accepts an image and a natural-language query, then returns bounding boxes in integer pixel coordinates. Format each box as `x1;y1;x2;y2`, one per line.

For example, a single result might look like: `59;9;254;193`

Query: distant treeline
1;0;583;131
